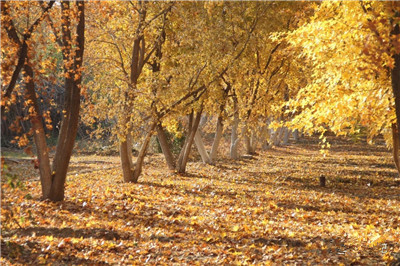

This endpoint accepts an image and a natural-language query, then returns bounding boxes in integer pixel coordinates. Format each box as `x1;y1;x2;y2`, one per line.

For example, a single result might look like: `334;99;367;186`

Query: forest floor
1;136;400;265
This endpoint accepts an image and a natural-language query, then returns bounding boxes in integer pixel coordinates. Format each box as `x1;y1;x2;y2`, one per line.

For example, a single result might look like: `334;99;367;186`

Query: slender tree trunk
272;127;282;146
392;123;400;175
230;96;240;159
389;10;400;146
243;126;256;154
194;130;211;164
261;125;270;150
393;48;400;146
177;112;193;169
118;4;148;183
156;124;176;170
49;1;85;201
230;122;240;159
132;121;157;182
251;130;257;153
282;127;290;145
293;129;299;143
24;64;52;199
177;110;202;173
210;114;224;163
244;127;251;155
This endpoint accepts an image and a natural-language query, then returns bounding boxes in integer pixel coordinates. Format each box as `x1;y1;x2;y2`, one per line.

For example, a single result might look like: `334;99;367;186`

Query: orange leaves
2;138;400;264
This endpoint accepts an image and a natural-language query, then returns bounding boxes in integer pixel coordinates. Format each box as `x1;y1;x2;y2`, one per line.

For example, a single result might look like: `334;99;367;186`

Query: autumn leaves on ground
2;136;400;265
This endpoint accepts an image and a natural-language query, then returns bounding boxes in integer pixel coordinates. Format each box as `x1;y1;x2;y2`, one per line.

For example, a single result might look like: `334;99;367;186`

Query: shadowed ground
1;136;400;264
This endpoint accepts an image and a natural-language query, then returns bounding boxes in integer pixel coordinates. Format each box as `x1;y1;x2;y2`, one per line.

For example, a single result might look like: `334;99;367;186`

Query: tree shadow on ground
276;201;398;217
1;239;108;265
140;180;241;200
282;175;400;200
5;227;124;240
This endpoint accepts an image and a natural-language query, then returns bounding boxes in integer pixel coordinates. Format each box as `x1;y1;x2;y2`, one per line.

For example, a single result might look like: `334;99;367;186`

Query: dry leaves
1;136;400;264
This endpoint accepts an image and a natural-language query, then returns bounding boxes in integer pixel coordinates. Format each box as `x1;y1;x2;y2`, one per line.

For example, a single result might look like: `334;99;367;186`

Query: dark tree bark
388;8;400;145
392;123;400;175
49;1;85;201
119;3;147;183
393;41;400;146
23;63;53;199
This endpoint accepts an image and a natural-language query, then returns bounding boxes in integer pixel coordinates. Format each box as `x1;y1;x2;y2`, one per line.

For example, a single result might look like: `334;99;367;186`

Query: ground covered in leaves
1;136;400;265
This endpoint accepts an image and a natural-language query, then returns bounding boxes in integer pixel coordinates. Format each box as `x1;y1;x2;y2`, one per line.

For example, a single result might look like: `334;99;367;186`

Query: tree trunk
177;112;193;169
272;127;282;146
392;123;400;175
156;124;176;170
393;50;400;146
132;121;157;182
244;126;256;154
230;96;240;159
120;137;134;182
24;64;52;199
251;130;257;153
293;129;299;142
390;13;400;146
118;4;148;183
244;130;251;155
49;1;85;201
177;110;202;173
261;125;270;150
282;127;290;145
194;130;211;164
210;114;224;163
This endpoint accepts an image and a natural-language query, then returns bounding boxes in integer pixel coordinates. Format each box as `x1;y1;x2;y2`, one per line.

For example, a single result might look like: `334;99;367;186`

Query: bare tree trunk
210;115;223;163
120;136;134;182
261;125;270;150
244;126;256;154
391;16;400;146
156;124;176;170
194;130;211;164
24;64;52;199
272;127;282;146
244;130;251;155
118;3;148;183
177;112;193;169
177;110;202;174
392;123;400;175
251;130;257;153
49;1;85;201
132;121;157;182
293;129;299;143
230;96;240;159
282;127;290;145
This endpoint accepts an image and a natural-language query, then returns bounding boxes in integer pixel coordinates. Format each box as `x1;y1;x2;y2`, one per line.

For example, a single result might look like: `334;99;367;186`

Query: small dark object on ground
319;175;326;187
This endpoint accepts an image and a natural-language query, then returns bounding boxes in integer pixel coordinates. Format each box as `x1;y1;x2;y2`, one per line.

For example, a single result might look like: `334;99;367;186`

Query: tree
1;1;85;201
279;1;400;171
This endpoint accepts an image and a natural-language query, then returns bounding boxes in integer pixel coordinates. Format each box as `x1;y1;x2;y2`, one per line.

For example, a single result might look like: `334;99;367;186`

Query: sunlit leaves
2;139;400;264
282;1;398;146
